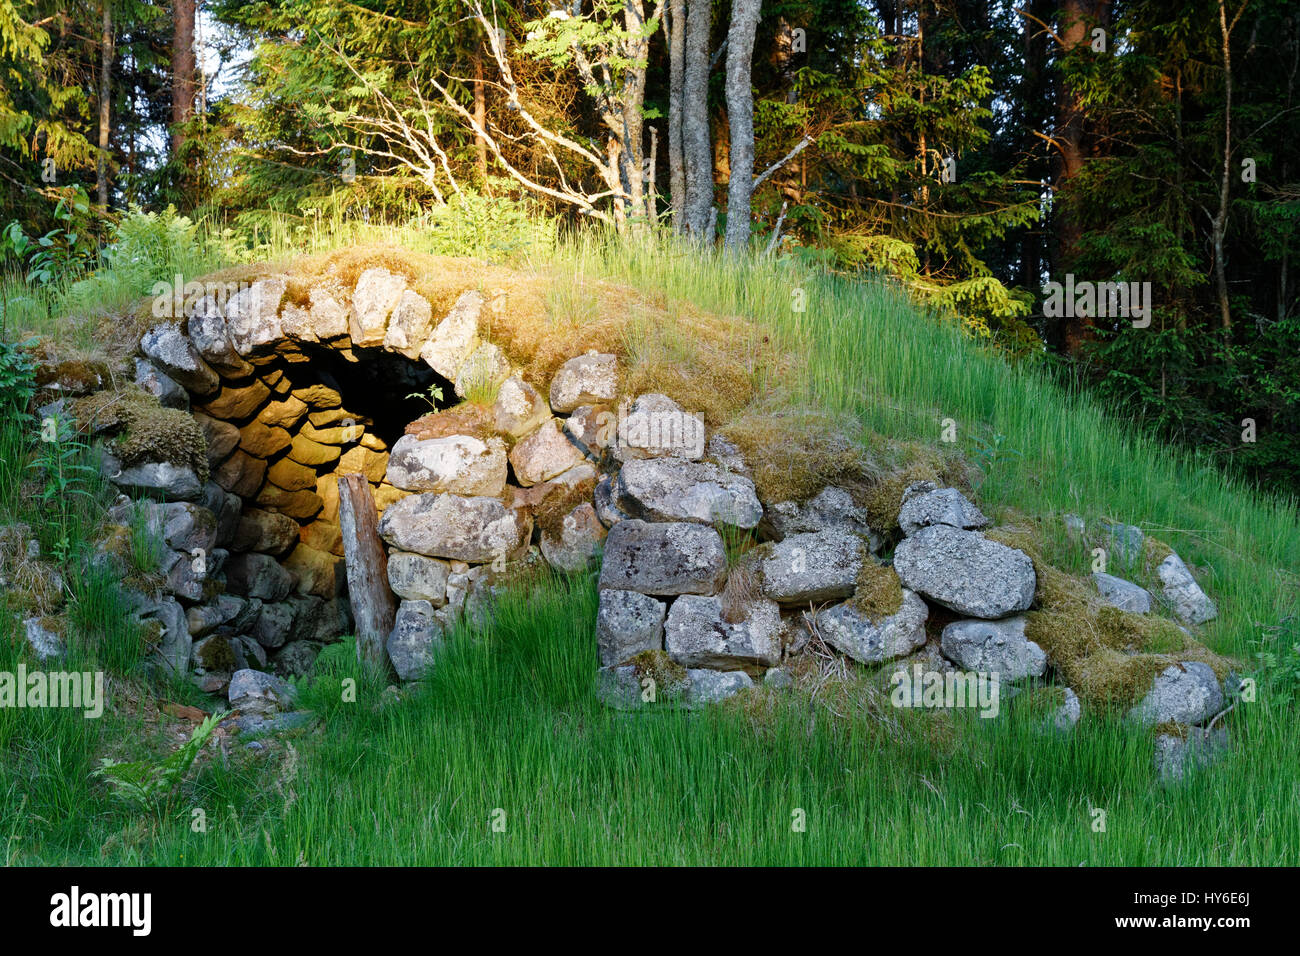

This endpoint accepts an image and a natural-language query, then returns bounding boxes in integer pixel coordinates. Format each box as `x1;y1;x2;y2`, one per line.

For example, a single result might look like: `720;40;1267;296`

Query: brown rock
238;420;292;458
258;394;309;429
255;482;324;520
199;381;270;420
267;456;319;492
213;450;268;498
287;433;341;467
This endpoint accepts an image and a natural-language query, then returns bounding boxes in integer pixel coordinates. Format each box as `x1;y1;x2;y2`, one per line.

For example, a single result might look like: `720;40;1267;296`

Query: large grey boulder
1128;662;1224;726
225;552;294;602
386;433;508;496
225;277;287;355
228;668;297;714
134;358;189;409
897;486;988;536
810;591;928;664
152;597;192;676
612;393;704;461
377;493;531;563
549;352;618;413
1093;572;1153;614
615;458;762;528
1155;553;1218;625
893;525;1036;619
24;618;64;660
939;616;1046;681
387;551;450;604
664;594;783;673
382;289;434;358
539;503;607;573
508;419;585;486
140;322;219;396
759;486;879;551
598;519;727;596
233;508;299;556
387;599;444;681
1154;726;1230;782
686;669;754;706
493;375;551;439
252;601;295;649
597;589;666;666
187;294;252;376
159;501;219;554
420;290;482;380
760;530;864;603
101;452;202;502
349;267;406;347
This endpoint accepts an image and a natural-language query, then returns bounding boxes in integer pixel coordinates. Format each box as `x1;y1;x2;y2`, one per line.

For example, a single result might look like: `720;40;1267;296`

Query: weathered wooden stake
337;473;397;669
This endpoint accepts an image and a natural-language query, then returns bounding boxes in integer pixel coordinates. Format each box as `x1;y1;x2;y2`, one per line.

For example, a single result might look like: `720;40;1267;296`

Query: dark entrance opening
301;344;454;447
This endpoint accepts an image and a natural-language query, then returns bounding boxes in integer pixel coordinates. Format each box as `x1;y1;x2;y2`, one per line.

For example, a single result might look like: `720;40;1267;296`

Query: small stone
549;352;618;413
1093;572;1153;614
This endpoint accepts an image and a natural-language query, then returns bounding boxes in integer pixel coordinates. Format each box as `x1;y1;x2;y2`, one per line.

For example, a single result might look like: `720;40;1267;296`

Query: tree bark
667;0;687;229
683;0;714;239
170;0;196;163
473;49;488;182
96;0;113;209
337;474;397;670
723;0;761;254
1212;0;1239;331
1053;0;1111;356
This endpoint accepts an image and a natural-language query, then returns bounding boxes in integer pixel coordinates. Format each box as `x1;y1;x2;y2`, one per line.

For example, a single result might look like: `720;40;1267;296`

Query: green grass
2;220;1299;865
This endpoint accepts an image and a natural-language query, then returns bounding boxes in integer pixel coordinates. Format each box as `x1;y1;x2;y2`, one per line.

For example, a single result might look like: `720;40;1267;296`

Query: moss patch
627;649;690;699
72;386;209;483
849;559;904;621
534;477;598;539
720;408;877;505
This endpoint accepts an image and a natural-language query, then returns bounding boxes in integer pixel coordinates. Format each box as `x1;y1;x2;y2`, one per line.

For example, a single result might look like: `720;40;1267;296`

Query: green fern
93;710;229;810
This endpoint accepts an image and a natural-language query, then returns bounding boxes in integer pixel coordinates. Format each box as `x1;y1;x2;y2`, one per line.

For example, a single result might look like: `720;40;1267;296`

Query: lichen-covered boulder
939;616;1046;681
349;267;406;347
614;458;762;528
387;551;450;605
549;352;618;413
387;599;444;681
386;433;508;496
1154;726;1229;782
759;485;879;550
664;594;783;673
598;519;727;596
492;375;551;439
1092;572;1153;614
612;393;704;461
597;589;666;666
539;502;607;573
228;668;297;714
140;322;220;396
686;668;754;706
420;290;483;380
1155;553;1218;625
101;452;203;502
893;525;1035;619
508;419;585;486
377;493;531;563
383;289;434;358
1128;662;1223;726
809;591;928;664
225;277;287;355
897;486;988;536
760;530;864;603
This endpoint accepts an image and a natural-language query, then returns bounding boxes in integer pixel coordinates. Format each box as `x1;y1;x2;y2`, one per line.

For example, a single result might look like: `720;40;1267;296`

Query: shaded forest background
2;0;1297;494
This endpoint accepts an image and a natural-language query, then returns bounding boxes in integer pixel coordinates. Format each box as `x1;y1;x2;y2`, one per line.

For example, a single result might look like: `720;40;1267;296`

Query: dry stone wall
70;258;1235;778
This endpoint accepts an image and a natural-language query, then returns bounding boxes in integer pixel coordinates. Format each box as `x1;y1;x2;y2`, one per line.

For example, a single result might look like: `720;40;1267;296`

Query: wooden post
337;473;397;669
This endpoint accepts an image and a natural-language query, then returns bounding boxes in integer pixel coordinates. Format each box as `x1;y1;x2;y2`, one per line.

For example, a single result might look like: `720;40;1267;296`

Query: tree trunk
170;0;196;163
337;474;397;670
723;0;761;254
473;49;488;182
682;0;713;239
1212;0;1235;330
1053;0;1110;356
96;1;113;209
668;0;687;229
